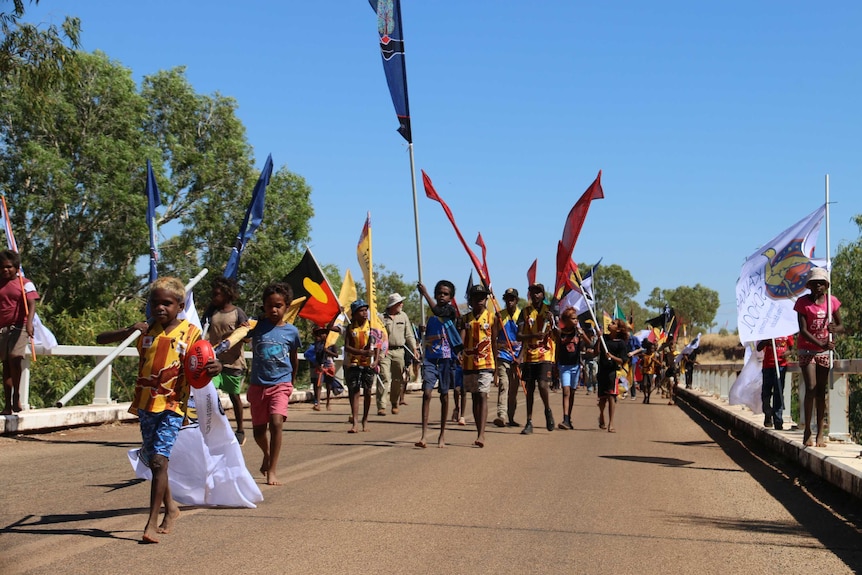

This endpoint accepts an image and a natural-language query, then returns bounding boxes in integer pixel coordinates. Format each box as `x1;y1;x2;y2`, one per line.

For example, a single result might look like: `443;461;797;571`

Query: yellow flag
221;296;306;348
325;270;357;347
356;213;384;332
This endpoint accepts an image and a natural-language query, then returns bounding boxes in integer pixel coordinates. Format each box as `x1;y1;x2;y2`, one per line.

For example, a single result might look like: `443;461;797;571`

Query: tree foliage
646;284;720;334
578;262;640;322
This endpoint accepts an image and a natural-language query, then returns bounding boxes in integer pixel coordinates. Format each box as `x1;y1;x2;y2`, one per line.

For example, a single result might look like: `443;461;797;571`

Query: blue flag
146;159;162;285
223;154;273;279
370;0;412;143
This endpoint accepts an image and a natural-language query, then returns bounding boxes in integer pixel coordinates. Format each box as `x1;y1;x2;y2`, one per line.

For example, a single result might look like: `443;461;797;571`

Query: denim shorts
138;410;183;464
422;357;455;394
559;364;581;388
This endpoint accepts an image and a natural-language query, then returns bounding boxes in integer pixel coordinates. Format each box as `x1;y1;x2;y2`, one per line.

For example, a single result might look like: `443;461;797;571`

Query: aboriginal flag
282;248;341;327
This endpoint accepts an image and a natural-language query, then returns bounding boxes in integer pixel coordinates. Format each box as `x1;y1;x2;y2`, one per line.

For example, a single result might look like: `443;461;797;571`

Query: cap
503;288;519;300
468;284;490;299
350;299;369;314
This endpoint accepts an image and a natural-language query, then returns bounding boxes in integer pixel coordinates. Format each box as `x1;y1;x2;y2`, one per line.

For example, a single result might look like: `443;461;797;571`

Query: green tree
646;284;720;334
1;1;80;82
832;213;862;442
579;262;640;323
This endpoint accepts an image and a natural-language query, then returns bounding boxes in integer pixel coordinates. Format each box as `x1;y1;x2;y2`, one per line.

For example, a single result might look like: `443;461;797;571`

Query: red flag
475;232;490;287
422;170;488;286
556;170;603;294
527;259;537;287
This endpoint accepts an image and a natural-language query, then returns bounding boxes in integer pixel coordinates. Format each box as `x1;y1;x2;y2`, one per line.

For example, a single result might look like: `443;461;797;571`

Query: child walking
460;284;498;447
204;277;249;445
245;282;301;485
97;277;221;543
344;300;378;433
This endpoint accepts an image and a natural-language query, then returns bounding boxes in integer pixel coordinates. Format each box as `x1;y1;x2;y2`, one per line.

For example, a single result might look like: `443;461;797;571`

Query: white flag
728;343;763;414
736;205;825;343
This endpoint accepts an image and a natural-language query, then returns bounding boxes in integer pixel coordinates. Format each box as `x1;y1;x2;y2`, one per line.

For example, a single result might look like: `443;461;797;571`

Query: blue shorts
138;410;183;465
422;357;455;394
559;364;581;388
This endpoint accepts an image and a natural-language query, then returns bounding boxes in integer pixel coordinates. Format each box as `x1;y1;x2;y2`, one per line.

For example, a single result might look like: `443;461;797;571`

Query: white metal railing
690;358;862;442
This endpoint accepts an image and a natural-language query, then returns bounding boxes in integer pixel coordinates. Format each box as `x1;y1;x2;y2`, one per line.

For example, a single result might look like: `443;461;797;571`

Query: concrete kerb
0;380;425;435
676;386;862;501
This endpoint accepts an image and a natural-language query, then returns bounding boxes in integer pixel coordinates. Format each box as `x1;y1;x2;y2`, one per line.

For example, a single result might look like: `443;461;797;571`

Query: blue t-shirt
248;319;301;386
424;315;452;360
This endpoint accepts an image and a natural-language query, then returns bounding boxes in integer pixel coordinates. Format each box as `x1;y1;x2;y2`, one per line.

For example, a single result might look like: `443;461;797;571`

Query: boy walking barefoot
461;284;498;447
245;283;301;485
416;280;460;448
97;277;221;543
344;300;378;433
204;277;249;445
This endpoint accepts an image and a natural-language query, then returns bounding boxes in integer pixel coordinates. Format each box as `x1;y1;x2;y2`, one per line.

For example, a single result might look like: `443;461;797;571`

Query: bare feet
607;427;616;433
266;471;282;486
348;428;358;434
815;435;827;448
157;507;180;534
458;417;466;426
437;434;446;448
474;439;484;448
414;440;427;448
260;455;270;477
312;404;321;411
803;431;813;447
142;524;160;544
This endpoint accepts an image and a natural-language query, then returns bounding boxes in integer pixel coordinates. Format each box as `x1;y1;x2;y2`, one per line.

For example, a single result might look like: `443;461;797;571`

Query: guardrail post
829;375;851;442
20;354;32;411
93;364;114;405
720;368;730;401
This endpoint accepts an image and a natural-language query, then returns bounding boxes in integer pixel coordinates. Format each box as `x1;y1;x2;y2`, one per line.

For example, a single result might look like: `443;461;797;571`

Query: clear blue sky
25;1;862;333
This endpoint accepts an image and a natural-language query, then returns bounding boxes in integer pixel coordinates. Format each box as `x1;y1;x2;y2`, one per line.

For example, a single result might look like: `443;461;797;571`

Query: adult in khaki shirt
379;293;418;415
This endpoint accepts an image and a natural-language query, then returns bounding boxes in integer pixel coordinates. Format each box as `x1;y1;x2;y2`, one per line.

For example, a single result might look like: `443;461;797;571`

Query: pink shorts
247;382;293;427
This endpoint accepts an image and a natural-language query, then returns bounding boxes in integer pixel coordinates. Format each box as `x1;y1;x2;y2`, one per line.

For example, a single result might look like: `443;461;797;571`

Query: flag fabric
129;381;263;507
356;213;388;352
422;171;488;285
224;154;273;280
559;283;589;316
527;259;537;288
145;160;162;285
178;290;202;330
369;0;412;142
0;196;58;350
728;343;764;414
602;310;613;333
282;248;341;327
475;233;490;288
735;204;826;343
555;171;603;296
681;333;702;356
614;301;626;321
465;270;475;301
326;269;358;348
646;305;674;330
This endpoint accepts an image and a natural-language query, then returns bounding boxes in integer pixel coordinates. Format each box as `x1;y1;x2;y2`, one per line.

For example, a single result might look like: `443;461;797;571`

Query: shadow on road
675;394;862;569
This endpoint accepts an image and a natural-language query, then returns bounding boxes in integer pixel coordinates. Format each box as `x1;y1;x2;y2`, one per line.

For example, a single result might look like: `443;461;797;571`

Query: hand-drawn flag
356;213;388;350
735;204;826;343
224;154;273;280
422;171;487;286
282;248;340;327
555;171;603;296
145;159;162;285
369;0;412;142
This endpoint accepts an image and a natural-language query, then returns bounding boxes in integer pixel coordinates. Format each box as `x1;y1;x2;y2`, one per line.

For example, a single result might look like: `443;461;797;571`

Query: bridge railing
691;358;862;442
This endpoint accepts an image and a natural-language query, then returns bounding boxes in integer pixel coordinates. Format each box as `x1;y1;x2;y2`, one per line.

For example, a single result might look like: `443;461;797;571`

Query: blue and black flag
370;0;412;142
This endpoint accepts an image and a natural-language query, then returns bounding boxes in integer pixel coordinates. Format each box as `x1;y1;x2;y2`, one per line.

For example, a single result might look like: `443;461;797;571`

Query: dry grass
696;333;744;364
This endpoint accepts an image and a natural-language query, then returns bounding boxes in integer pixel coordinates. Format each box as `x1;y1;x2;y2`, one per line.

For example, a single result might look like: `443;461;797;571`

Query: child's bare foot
414;440;427;448
266;471;282;486
474;439;484;448
142;524;160;543
437;434;446;448
815;434;827;448
0;408;11;416
348;427;358;433
361;424;369;432
260;455;270;477
157;507;181;534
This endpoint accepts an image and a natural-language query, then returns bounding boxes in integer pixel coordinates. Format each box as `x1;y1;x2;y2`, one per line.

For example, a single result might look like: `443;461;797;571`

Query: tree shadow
675;395;862;570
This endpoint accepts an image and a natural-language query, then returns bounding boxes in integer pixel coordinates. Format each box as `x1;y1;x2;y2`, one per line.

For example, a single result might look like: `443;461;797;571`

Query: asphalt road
1;389;861;575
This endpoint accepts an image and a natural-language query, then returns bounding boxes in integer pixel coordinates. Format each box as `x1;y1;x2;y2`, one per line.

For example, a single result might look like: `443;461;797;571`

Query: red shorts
247;382;293;426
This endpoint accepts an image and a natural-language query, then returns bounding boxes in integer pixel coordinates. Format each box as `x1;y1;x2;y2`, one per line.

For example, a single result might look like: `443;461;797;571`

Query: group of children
88;264;842;544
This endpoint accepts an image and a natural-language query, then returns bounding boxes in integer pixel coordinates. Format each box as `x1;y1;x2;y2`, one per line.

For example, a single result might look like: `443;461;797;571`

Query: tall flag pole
369;0;424;325
145;159;162;285
224;154;273;280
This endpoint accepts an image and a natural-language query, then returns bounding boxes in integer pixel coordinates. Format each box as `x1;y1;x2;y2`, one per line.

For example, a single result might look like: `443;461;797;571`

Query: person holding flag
0;250;38;414
495;288;522;427
344;299;379;434
794;267;843;447
516;283;556;435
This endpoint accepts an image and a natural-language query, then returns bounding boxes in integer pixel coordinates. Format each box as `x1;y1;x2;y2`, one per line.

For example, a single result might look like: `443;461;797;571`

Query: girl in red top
793;267;843;447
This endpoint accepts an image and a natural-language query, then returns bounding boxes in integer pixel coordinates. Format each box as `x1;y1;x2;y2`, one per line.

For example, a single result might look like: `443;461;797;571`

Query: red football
185;339;216;389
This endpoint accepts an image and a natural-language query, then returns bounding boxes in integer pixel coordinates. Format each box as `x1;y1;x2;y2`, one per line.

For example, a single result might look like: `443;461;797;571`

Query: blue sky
24;1;862;333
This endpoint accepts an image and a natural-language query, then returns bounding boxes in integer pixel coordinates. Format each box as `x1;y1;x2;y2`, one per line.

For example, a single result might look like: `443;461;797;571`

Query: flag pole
408;143;425;326
825;174;834;389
